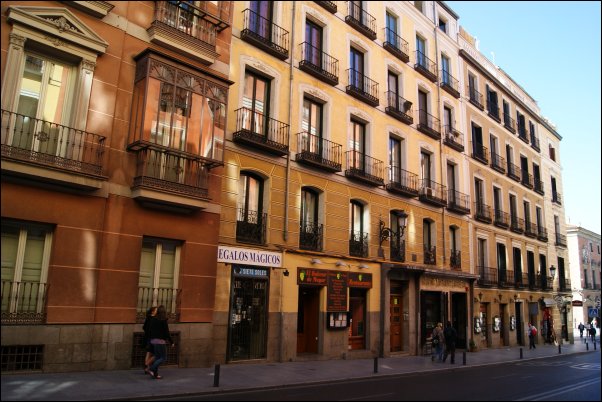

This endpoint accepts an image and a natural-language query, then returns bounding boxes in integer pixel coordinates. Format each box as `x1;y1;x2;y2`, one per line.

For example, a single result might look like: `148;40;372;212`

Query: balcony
424;245;436;265
559;278;572;292
524;221;538;238
345;150;385;186
440;70;460;98
300;222;323;252
295;132;342;172
236;209;267;245
345;2;377;40
450;250;461;270
385;92;413;125
510;216;524;234
521;170;534;189
518;126;529;144
487;100;501;123
383;28;410;63
443;125;464;152
1;280;48;325
414;50;438;82
299;42;339;86
386;166;419;197
499;270;514;288
555;233;567;247
350;231;368;258
314;1;337;13
136;287;181;323
131;148;211;212
447;189;470;215
241;8;289;60
346;68;379;107
507;162;521;182
471;143;489;165
147;1;229;64
419;179;447;207
478;266;498;287
467;86;484;110
534;178;545;195
552;191;562;205
233;107;289;156
490;152;506;173
537;226;548;242
474;202;492;224
503;113;516;134
390;236;406;262
1;109;106;190
494;209;510;229
528;273;540;290
530;135;541;152
542;275;553;291
417;109;441;140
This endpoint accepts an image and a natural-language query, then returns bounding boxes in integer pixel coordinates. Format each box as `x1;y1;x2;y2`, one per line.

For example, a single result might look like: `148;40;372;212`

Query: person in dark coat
142;306;157;374
147;305;174;379
442;321;457;364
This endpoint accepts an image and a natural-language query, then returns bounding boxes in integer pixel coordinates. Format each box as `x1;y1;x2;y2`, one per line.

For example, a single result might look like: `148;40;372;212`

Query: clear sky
446;1;602;234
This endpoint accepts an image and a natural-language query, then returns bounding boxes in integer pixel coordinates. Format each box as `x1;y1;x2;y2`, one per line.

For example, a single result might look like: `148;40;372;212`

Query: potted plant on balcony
469;338;477;352
403;100;412;112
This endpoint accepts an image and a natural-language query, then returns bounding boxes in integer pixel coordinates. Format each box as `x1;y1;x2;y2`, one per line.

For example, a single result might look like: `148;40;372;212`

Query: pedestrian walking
142;306;157;374
147;305;174;380
528;323;537;349
589;325;597;343
442;321;457;364
578;322;585;339
431;322;445;362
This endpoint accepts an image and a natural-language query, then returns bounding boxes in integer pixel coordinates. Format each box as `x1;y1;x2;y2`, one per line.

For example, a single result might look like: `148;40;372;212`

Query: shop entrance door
390;295;402;352
297;286;320;354
451;292;467;348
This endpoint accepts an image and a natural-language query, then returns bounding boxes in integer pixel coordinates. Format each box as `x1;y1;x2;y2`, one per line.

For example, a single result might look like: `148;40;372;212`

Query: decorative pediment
7;6;108;54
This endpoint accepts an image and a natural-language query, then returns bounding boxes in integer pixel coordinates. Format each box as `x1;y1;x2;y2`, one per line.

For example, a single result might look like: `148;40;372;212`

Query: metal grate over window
131;332;180;368
1;345;44;372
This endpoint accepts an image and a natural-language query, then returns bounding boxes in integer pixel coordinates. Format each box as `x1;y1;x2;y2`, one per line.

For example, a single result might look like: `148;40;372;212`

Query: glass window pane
138;240;156;289
20;228;45;283
1;226;20;282
159;242;176;289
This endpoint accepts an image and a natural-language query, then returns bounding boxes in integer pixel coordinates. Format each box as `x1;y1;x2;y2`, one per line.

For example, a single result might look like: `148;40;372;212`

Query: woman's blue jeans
149;344;166;373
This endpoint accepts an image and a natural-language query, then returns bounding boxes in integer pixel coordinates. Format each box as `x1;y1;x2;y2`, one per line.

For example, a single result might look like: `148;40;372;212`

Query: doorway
500;304;507;346
390;294;402;352
297;286;320;354
451;292;467;348
515;302;523;345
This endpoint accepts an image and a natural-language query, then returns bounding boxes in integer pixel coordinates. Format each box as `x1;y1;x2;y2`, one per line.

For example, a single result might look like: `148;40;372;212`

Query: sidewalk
2;340;599;401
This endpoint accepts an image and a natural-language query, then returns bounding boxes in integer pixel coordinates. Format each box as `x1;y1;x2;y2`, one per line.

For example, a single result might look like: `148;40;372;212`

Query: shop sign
327;272;348;312
572;300;583;307
297;268;328;286
348;272;372;288
233;265;269;278
217;246;282;267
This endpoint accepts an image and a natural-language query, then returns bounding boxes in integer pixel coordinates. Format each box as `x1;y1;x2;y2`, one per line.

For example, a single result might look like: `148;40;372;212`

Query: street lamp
378;211;407;258
549;265;556;278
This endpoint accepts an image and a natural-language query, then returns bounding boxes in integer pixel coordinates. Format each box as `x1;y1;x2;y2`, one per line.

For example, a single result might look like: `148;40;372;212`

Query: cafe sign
217;246;282;267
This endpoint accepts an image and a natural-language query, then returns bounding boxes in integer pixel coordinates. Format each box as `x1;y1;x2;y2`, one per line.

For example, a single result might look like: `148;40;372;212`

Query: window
447;163;456;192
503;100;511;123
349;119;366;169
301;97;323;154
242;70;271;136
420;150;432;184
584;269;589;288
523;200;531;225
549;144;556;161
237;172;265;244
249;0;273;38
468;73;477;99
138;237;181;320
497;243;507;276
423;219;435;264
416;36;426;68
486;85;499;117
441;54;450;84
443;106;453;131
474;178;484;206
513;247;522;277
305;19;323;67
1;221;52;320
300;188;322;251
493;186;502;213
418;89;429;126
349;47;364;89
449;226;458;253
471;122;484;159
350;200;367;257
477;238;487;268
590;242;594;252
389;136;402;182
438;17;447;33
536;206;543;228
414;1;424;13
385;12;398;44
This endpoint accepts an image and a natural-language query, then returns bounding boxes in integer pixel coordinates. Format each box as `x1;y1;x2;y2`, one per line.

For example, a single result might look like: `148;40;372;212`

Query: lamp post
378;211;407;258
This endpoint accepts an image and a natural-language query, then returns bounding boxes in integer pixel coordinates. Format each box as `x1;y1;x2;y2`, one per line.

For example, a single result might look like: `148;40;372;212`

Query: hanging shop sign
572;300;583;307
217;246;282;267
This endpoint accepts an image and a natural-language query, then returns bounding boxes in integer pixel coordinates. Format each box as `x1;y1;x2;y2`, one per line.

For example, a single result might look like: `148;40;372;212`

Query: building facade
567;226;601;329
1;1;233;372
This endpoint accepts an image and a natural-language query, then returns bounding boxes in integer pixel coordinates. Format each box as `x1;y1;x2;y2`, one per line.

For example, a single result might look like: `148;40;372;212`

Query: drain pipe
283;1;297;242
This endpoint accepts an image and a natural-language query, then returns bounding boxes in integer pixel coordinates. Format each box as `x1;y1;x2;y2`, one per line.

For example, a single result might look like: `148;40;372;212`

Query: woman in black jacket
142;306;157;374
147;305;173;379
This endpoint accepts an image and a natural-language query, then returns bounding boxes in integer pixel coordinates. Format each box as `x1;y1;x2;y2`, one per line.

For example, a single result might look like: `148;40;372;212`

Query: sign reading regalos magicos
217;246;282;268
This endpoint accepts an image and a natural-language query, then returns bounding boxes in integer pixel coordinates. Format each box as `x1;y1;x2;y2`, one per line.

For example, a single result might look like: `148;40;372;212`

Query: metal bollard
558;343;561;354
462;351;466;365
374;357;378;373
586;341;589;351
520;347;523;359
213;363;220;387
595;341;597;351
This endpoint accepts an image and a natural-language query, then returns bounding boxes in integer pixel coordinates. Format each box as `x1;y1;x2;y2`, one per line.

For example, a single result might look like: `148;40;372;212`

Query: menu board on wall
327;272;348;312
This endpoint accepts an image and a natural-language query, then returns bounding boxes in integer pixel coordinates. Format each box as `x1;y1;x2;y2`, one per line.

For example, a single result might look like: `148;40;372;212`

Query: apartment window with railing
450;226;461;269
583;269;589;288
350;200;368;257
237;172;266;245
486;85;499;120
423;219;436;265
1;220;53;324
300;187;323;252
497;243;507;285
137;237;181;322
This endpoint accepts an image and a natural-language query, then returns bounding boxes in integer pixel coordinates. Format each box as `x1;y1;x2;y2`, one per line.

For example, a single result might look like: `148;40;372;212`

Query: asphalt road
151;352;601;401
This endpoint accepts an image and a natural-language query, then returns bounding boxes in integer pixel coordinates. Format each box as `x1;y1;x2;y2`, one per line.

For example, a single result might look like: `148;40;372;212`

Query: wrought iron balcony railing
537;226;548;242
507;162;521;182
474;201;492;223
131;148;210;199
555;233;567;247
417;109;441;139
487;100;501;122
385;91;413;125
530;134;541;152
490;152;506;173
534;178;545;195
241;8;289;59
518;126;529;143
1;109;106;177
450;250;461;270
559;278;571;292
236;208;267;245
552;191;562;205
443;125;464;152
314;1;337;13
1;280;48;325
499;269;514;288
345;1;377;40
295;132;342;172
478;266;498;287
494;209;510;229
390;236;406;262
521;170;534;189
467;85;484;110
346;68;379;106
345;150;384;186
349;230;369;257
136;286;181;323
419;179;447;207
510;216;524;234
440;70;460;98
300;221;323;252
387;165;419;197
471;142;489;164
414;50;438;82
503;113;516;133
383;27;410;63
424;245;436;265
528;272;541;290
542;275;553;291
524;221;538;238
233;107;289;155
447;189;470;215
299;42;339;85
